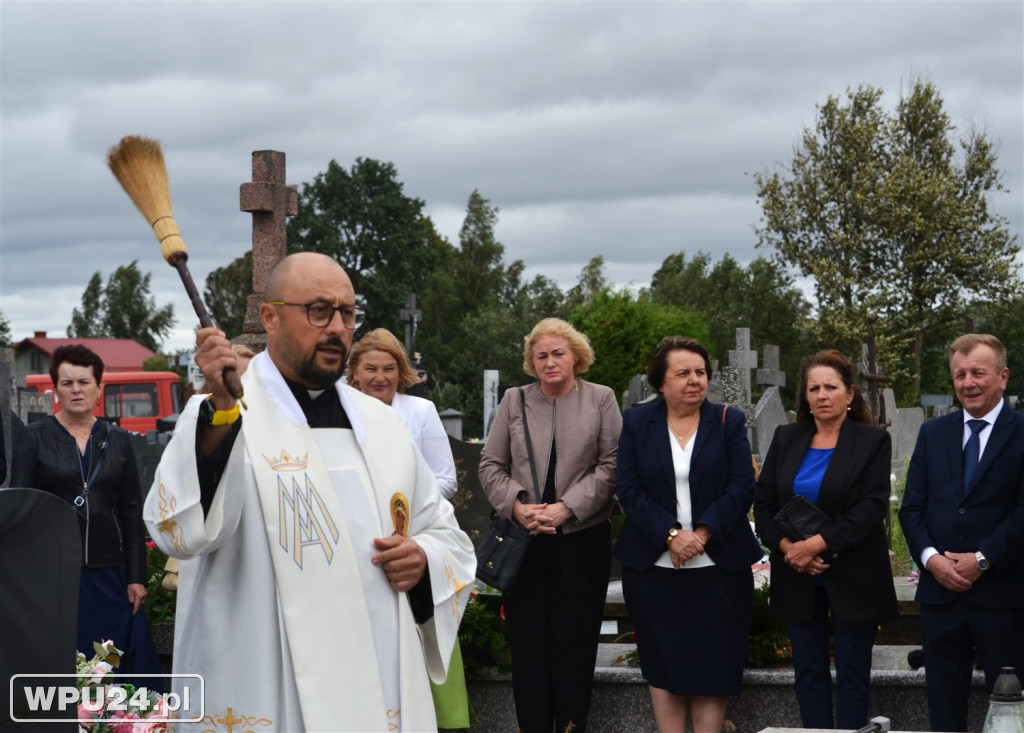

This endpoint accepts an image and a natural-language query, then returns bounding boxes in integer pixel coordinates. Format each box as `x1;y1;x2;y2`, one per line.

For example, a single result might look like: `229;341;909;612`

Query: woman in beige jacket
479;317;622;733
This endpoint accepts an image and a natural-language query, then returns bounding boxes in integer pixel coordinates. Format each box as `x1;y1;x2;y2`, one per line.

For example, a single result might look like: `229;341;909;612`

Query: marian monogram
265;451;340;569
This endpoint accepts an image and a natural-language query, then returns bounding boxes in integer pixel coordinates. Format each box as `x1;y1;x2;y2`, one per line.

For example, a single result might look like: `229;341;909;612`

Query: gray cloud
2;1;1021;353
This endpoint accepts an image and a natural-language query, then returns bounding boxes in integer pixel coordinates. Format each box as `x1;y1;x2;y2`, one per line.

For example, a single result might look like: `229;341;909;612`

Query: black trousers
921;596;1024;732
503;521;612;733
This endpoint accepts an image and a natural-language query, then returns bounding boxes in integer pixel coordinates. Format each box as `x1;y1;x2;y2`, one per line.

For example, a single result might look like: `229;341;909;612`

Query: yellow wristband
210;402;241;426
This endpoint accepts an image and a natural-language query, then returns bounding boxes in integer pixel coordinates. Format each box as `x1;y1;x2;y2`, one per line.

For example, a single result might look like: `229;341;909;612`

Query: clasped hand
926;551;978;592
513;499;573;536
781;535;830;576
669;529;705;569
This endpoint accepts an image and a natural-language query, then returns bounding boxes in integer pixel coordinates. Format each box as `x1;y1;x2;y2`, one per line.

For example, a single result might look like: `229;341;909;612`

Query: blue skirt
623;563;753;696
78;565;162;692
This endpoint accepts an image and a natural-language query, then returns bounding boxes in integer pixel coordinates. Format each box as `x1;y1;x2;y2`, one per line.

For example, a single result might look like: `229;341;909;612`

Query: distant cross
240;150;298;335
399;293;422;358
728;328;758;404
859;332;889;427
756;345;786;390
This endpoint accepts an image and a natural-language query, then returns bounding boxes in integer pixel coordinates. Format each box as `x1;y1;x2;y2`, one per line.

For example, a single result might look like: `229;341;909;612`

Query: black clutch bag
475;513;530;592
772;494;831;542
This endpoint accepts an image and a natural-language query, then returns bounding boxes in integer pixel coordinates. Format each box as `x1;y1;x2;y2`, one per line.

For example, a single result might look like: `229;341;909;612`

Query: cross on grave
756;344;786;390
240;150;298;336
727;328;758;405
400;293;422;358
859;331;889;427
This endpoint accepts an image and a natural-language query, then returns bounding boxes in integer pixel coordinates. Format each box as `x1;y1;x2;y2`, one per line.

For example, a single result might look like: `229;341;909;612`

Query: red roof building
15;332;156;377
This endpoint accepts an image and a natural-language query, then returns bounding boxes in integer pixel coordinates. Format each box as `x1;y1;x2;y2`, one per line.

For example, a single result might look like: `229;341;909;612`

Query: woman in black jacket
753;349;897;729
12;344;159;681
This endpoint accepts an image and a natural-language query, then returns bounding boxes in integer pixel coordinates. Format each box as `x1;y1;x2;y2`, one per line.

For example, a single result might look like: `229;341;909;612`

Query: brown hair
647;336;712;391
795;349;872;423
522;318;595;377
347;328;423;391
49;344;104;387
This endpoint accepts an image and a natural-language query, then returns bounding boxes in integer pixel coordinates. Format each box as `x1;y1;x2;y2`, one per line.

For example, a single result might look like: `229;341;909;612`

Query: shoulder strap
518;386;542;503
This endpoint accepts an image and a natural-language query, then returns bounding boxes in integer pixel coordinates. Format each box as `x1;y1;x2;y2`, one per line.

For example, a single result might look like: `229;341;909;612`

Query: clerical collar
283;376;353;430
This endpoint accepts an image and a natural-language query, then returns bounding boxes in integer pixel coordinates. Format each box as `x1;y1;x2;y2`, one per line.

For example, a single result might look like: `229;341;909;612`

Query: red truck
25;371;183;433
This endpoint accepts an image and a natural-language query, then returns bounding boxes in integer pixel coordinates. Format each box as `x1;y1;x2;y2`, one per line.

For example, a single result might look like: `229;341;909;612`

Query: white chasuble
143;353;476;732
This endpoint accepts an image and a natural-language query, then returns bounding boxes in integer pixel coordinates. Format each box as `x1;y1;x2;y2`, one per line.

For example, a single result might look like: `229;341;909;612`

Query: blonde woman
479;318;622;733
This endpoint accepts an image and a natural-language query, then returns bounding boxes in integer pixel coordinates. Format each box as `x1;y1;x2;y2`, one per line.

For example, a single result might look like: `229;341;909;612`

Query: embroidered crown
262;450;309;472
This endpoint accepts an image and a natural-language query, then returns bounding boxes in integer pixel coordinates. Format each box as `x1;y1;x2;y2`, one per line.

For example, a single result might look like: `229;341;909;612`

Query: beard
291;336;349;389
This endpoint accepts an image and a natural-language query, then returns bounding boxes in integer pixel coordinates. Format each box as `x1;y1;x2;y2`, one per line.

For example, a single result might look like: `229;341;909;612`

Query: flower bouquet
75;640;172;732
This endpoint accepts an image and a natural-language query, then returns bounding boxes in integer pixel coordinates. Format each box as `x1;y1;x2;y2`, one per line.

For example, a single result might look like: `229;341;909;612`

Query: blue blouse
793;447;834;506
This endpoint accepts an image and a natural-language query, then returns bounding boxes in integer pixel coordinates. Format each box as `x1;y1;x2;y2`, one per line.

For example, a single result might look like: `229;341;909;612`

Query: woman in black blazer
753;349;898;730
617;337;763;733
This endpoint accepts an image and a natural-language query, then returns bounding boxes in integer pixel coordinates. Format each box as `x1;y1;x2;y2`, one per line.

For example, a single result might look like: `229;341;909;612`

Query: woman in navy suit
616;336;763;733
753;349;898;729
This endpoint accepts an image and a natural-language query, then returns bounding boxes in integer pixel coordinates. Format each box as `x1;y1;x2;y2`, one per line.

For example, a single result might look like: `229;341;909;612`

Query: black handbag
476;387;541;592
772;494;830;542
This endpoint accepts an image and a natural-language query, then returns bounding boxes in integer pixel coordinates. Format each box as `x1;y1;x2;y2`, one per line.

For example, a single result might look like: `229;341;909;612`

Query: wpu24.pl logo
9;674;204;725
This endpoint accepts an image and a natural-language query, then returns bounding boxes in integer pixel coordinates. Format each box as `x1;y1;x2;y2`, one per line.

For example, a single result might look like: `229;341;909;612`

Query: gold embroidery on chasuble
387;707;401;731
445;554;470;617
201;706;273;732
156;483;189;555
264;450;340;569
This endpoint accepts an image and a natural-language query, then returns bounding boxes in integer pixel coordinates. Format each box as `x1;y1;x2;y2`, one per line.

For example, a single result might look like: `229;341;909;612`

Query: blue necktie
963;419;987;493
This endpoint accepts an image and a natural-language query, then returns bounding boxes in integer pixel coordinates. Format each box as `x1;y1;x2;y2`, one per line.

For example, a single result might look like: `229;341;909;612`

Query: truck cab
25;371;182;433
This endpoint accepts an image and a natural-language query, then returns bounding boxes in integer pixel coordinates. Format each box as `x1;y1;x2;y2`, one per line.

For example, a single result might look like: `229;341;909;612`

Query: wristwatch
975;551;990;571
666;527;680;549
199;398;241;427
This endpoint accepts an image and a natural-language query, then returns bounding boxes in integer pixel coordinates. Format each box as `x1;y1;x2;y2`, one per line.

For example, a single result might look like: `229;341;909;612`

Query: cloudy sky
2;1;1021;354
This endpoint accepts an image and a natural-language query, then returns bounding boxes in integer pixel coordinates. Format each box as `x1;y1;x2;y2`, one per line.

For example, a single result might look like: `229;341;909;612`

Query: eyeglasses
268;300;365;330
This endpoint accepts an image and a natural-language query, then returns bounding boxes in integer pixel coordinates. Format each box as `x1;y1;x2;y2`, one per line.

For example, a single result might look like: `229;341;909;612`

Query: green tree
0;308;11;347
287;158;443;334
647;251;812;404
416;191;566;436
755;81;1020;401
68;272;105;340
564;255;608;311
204;250;253;338
67;261;175;352
570;288;708;398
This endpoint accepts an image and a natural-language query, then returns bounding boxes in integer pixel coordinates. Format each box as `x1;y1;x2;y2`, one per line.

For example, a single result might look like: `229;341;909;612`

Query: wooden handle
168;253;245;401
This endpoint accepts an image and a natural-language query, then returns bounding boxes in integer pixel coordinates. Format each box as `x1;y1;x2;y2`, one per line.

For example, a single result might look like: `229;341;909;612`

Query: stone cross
483;370;499;439
239;150;298;338
727;328;758;405
400;293;422;358
859;332;889;427
756;345;786;390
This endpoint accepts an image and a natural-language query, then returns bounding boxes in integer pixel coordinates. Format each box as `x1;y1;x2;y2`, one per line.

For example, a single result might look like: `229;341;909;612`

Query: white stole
241;354;433;731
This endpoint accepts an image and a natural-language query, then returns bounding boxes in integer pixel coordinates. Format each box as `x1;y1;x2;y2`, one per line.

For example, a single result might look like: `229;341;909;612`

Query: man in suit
899;333;1024;732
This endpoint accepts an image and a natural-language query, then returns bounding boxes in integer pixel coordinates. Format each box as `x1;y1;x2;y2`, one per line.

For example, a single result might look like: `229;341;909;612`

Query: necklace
668;414;699;441
58;413;95;440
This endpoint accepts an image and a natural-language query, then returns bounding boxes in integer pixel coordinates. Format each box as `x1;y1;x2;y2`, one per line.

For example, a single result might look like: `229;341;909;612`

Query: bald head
260;252;357;388
265;252;348;302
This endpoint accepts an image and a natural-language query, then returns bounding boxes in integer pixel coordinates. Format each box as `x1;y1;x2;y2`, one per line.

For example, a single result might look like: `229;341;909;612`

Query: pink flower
147;696;171;719
146;541;157;550
85;662;112;686
76;702;97;730
107;711;142;733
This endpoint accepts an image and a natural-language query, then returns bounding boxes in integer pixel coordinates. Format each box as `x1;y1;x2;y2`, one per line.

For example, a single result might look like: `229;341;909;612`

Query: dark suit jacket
615;398;763;573
753;418;898;627
898;401;1024;608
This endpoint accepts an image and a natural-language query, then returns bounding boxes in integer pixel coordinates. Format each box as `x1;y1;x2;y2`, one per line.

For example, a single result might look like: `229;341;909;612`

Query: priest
144;252;475;732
